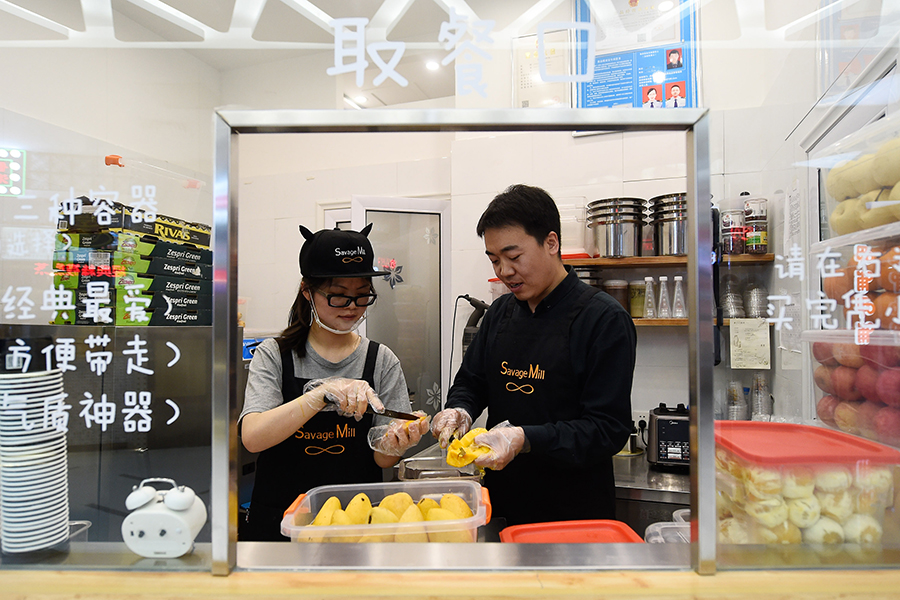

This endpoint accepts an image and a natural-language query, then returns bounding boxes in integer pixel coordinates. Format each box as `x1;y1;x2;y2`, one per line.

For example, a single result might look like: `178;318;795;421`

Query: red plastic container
499;519;644;543
715;421;900;465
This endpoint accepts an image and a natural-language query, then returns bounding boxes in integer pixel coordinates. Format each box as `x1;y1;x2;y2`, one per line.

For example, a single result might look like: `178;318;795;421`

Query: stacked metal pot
585;193;687;257
646;193;687;256
585;197;644;258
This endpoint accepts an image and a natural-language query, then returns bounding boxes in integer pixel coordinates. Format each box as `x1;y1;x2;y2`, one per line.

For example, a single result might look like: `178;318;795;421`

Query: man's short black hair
476;184;561;251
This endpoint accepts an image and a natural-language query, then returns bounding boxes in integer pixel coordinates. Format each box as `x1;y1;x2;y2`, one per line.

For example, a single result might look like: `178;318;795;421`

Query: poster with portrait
575;0;699;109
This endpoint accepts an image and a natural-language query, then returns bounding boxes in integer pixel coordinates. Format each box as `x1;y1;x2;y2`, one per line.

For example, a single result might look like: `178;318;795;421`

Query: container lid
603;279;628;288
629;280;645;286
649;192;687;203
715;421;900;465
499;519;644;543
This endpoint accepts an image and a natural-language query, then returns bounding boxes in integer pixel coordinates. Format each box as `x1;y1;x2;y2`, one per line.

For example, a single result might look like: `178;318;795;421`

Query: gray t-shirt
240;336;410;428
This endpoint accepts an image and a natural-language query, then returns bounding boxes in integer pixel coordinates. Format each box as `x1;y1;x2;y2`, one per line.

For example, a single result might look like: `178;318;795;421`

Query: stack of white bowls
0;369;69;554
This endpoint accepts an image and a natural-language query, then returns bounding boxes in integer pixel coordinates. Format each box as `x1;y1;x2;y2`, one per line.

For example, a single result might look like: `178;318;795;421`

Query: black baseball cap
298;224;382;278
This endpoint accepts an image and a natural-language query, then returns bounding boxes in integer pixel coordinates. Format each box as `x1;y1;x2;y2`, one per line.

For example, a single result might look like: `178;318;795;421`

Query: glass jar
721;209;745;254
628;280;645;318
602;279;629;312
744;197;768;254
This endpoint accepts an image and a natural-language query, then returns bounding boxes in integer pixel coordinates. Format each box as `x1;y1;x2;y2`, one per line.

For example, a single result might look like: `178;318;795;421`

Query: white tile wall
623;131;687;181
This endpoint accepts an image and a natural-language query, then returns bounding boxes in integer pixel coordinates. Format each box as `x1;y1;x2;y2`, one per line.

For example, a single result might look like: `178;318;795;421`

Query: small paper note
730;318;771;369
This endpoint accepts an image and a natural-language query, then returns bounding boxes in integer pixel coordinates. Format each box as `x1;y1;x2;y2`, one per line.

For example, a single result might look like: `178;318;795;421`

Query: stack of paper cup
0;369;70;554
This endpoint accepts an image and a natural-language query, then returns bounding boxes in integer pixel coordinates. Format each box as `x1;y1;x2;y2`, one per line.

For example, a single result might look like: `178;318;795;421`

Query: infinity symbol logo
506;382;534;394
305;444;345;455
342;256;363;263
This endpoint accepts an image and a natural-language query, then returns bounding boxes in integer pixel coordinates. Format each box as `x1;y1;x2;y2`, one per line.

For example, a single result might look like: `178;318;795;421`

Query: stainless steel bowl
587;197;645;210
589;219;642;258
653;217;687;256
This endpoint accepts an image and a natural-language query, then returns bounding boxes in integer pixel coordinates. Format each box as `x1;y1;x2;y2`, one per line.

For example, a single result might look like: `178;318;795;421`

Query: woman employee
239;224;429;541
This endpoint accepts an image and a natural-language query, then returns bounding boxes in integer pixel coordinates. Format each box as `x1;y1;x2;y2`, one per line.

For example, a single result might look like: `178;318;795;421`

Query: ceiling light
658;1;674;11
426;61;440;71
354;96;367;104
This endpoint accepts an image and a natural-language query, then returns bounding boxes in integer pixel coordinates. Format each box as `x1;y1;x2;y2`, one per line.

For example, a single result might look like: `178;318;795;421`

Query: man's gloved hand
368;412;431;456
303;377;385;421
430;407;473;448
472;420;527;471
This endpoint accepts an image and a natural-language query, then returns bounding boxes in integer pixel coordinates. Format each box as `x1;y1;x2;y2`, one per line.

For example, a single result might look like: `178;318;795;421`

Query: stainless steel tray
398;443;482;482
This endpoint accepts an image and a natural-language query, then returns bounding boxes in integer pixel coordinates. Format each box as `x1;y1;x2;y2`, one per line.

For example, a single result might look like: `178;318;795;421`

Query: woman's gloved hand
303;377;385;421
472;420;527;471
430;407;473;448
368;412;431;456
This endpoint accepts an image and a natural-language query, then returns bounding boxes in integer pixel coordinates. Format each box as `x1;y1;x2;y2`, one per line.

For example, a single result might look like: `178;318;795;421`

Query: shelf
634;318;688;326
565;254;774;268
632;318;770;327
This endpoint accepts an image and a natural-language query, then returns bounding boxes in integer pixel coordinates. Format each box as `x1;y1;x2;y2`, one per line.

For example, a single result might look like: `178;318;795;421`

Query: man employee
431;184;636;526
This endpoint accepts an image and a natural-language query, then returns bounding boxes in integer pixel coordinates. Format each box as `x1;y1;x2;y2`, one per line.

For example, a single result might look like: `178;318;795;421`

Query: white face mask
310;297;366;335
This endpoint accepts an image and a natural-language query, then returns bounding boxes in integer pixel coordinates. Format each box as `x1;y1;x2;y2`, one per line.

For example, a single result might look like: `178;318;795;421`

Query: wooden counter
1;568;899;599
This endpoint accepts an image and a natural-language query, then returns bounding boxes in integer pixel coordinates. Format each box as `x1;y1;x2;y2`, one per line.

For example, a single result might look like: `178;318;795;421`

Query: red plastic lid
561;252;592;260
715;421;900;465
499;520;644;543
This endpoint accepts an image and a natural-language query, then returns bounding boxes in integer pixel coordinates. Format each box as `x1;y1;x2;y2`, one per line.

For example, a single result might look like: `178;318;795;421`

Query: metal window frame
211;108;713;575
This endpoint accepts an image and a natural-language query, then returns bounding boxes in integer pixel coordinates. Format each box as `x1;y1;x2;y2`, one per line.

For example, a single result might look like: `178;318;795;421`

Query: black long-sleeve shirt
448;267;636;466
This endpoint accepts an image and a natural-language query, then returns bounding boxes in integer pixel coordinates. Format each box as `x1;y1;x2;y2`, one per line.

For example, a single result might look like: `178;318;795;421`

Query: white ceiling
0;1;889;107
0;0;576;107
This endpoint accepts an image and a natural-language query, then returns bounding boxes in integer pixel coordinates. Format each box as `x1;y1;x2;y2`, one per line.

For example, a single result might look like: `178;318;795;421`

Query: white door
351;195;451;425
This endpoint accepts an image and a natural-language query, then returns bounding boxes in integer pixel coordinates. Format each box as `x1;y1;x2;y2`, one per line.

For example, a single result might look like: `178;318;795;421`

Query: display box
56;231;212;264
817;113;900;240
715;421;900;548
804;331;900;448
53;271;211;295
57;197;211;248
53;251;211;280
280;480;490;543
54;304;211;326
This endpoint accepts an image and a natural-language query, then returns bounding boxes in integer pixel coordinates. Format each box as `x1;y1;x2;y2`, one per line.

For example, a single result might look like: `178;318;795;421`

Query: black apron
483;287;617;526
244;340;383;541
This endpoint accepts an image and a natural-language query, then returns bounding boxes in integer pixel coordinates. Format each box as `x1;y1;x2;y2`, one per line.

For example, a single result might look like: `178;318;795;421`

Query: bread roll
744;466;783;500
787;495;821;528
858;189;897;229
746;497;789;528
829;197;865;235
718;517;749;544
873;137;900;188
815;466;852;492
854;465;894;493
842;513;883;544
801;516;845;544
782;467;816;499
826;160;857;201
847;154;879;196
815;489;855;523
753;520;802;545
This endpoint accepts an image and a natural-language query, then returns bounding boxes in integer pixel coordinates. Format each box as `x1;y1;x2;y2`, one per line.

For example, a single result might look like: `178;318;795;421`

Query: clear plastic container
280;480;490;543
628;280;645;318
603;279;629;312
644;521;690;543
672;508;690;522
715;421;900;547
488;278;508;303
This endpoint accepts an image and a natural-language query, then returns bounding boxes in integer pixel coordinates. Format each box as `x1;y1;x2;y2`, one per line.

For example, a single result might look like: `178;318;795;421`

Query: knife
367;405;421;421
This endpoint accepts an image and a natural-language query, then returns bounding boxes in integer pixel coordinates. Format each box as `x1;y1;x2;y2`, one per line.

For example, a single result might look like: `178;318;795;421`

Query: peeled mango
446;428;490;467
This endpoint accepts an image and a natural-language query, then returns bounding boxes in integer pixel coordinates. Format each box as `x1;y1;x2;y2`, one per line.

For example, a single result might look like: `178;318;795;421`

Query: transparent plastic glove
303;377;385;422
368;412;431;456
430;407;473;449
472;420;526;471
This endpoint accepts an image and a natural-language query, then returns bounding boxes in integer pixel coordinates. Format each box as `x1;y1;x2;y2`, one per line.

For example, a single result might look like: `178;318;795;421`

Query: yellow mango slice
446;427;490;467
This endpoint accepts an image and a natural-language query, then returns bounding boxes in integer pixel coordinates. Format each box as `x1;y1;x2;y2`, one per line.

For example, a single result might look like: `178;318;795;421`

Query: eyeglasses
315;289;377;308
